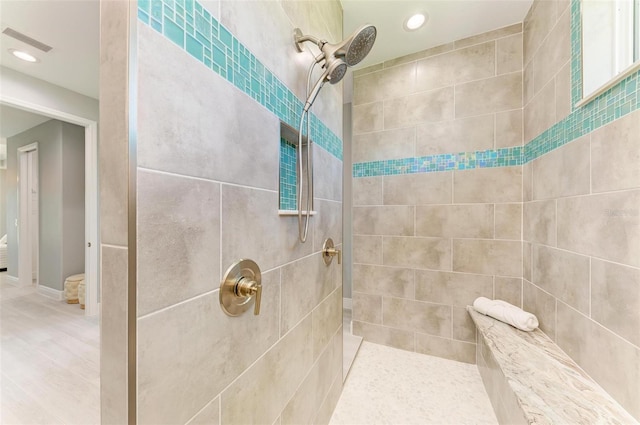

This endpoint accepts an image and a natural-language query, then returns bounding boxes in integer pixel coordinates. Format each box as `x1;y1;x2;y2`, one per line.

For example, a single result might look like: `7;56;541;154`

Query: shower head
294;26;376;244
325;24;377;67
295;24;377;111
294;24;377;69
324;58;348;84
303;63;343;112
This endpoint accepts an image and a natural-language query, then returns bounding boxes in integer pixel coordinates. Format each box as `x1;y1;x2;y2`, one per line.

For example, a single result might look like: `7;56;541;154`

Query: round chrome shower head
326;60;347;84
344;24;377;66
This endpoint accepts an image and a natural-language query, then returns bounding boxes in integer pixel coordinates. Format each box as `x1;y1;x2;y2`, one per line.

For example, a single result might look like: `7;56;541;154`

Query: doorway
1;100;99;316
17;143;39;288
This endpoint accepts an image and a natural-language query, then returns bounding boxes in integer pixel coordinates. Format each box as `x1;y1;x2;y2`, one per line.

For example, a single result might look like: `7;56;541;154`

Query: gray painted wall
7;119;59;281
61;123;86;282
6;120;85;290
0;169;6;238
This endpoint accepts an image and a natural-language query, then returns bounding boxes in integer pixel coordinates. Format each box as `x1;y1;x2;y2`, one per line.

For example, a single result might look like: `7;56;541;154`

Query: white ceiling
0;0;99;99
343;0;533;69
0;0;531;103
0;104;51;139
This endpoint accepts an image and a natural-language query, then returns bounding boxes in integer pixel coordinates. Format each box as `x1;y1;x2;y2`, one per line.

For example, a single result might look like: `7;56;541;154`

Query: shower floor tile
330;341;498;425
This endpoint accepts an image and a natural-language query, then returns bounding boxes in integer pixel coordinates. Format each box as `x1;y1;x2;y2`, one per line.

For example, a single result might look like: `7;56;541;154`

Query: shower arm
294;29;326;53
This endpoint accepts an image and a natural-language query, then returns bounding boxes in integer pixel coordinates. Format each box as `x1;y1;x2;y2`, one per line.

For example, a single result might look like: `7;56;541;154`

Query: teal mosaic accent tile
151;18;162;33
279;138;298;210
524;70;639;162
139;0;342;210
352;147;523;178
139;0;151;13
163;16;184;48
151;0;163;21
138;9;150;24
186;34;203;61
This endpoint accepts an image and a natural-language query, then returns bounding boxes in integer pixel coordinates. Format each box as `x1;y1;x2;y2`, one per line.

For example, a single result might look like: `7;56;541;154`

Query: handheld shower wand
293;24;377;243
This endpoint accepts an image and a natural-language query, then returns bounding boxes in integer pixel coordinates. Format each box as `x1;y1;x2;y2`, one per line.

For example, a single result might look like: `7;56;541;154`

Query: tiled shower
351;23;525;365
98;0;639;423
351;0;639;419
100;0;343;423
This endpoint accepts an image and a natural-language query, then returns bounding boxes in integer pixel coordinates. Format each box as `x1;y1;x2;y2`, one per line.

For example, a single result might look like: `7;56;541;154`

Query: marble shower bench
467;307;637;425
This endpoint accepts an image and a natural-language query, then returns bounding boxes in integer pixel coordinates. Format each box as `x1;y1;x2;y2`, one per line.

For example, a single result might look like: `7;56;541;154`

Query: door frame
1;96;100;317
17;143;39;288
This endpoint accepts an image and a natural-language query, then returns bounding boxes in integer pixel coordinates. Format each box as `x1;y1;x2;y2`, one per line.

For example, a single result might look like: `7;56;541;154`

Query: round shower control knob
219;259;262;316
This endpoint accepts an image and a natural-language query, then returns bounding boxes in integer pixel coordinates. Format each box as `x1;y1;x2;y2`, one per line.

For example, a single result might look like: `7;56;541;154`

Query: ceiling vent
2;27;52;52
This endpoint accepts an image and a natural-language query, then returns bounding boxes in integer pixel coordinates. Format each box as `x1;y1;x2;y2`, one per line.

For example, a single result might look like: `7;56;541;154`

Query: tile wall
351;24;525;364
100;0;345;423
522;0;640;419
99;1;132;423
134;0;345;421
137;0;343;212
351;0;639;419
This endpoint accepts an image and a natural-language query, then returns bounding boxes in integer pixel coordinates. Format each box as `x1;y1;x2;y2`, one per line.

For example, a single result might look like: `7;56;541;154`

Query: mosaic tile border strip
353;147;523;178
353;0;639;178
137;0;343;162
524;70;638;161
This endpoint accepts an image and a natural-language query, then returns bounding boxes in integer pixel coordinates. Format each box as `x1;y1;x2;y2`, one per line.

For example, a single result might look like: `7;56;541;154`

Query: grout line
453;78;457;120
278;268;282;338
450;305;454;339
101;243;127;250
524;3;569;70
589;131;593;194
493;203;497;239
493;111;497;149
138;167;278;194
529;241;639;270
450;238;454;271
554;199;558;247
588;256;592;318
184;396;219;425
352;234;525;242
413;269;417;300
138;288;221;320
494;40;498;76
450;172;454;204
413;205;416;237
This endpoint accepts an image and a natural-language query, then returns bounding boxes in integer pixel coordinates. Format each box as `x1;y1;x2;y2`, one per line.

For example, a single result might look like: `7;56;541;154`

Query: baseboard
5;275;20;286
37;285;64;301
343;297;352;310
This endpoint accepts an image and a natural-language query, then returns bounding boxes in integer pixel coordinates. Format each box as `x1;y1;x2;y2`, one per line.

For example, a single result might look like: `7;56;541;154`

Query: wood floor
0;274;100;425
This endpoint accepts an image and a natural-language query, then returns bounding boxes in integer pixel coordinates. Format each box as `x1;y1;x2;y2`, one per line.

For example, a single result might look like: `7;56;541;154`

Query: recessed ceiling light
404;13;427;31
9;49;39;63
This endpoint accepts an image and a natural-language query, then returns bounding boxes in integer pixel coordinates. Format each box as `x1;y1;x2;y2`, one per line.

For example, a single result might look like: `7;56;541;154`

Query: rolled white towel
473;297;539;332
